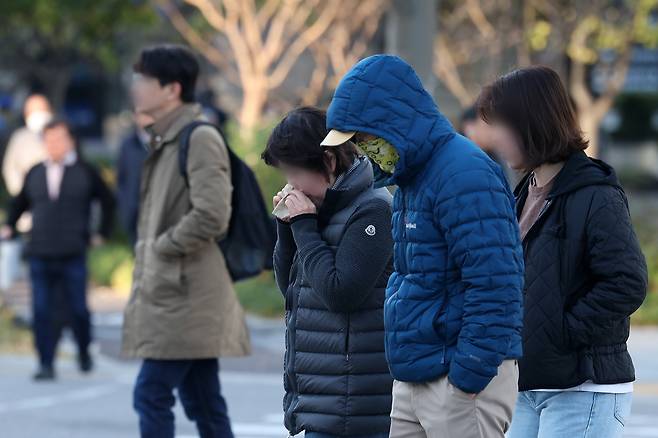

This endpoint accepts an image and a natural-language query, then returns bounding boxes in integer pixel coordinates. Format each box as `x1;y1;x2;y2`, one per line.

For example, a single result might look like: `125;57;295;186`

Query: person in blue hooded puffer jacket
321;55;524;437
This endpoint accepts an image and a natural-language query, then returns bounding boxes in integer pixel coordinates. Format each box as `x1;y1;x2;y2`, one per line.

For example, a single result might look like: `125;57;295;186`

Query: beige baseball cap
321;129;356;147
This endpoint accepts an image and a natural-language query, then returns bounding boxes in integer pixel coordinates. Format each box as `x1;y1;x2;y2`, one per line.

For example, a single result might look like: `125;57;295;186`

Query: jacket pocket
614;393;632;427
144;243;184;297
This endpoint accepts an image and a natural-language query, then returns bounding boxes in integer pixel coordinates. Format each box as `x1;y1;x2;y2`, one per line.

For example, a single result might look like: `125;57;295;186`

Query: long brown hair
476;66;588;169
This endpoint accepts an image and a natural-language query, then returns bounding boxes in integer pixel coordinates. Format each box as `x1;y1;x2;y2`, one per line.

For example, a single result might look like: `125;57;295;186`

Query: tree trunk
578;112;601;158
239;78;268;139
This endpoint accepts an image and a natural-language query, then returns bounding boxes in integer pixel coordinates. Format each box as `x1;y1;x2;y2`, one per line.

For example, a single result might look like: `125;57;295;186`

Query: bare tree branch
465;0;496;39
268;0;342;88
157;0;241;84
434;37;477;107
185;0;226;30
162;0;385;130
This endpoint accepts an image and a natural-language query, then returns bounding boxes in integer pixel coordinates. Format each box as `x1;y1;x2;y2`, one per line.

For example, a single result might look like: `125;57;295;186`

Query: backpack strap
178;120;224;187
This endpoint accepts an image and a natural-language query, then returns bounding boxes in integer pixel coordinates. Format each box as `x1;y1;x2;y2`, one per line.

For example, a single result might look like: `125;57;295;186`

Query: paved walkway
2;281;658;437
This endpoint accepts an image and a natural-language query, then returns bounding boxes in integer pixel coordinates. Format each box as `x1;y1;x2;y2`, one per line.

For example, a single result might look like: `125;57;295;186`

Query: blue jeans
133;359;232;438
29;255;90;367
305;434;389;438
507;391;632;438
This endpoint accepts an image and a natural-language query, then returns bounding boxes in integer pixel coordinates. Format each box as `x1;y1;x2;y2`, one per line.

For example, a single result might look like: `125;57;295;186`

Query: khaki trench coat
121;103;251;359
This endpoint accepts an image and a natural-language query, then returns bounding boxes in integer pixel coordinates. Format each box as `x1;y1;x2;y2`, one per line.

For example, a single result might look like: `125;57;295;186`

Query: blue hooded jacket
327;55;524;393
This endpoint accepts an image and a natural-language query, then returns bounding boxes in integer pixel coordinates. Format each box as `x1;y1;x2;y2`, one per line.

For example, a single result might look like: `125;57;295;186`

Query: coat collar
147;103;203;150
317;156;373;222
514;151;620;202
45;150;77;167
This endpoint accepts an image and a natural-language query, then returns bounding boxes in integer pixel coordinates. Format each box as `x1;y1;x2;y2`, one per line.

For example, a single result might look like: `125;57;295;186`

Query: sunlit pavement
1;315;658;437
0;314;288;438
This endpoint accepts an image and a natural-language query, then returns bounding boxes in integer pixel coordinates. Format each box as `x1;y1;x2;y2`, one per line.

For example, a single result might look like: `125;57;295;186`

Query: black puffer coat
516;151;648;391
274;158;394;435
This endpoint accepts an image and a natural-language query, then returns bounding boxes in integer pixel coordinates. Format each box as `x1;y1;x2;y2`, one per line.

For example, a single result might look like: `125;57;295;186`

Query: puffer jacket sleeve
564;186;648;347
154;126;232;256
273;220;297;297
437;164;524;394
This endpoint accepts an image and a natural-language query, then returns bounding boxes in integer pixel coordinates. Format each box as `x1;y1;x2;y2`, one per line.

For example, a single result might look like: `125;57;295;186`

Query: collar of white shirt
45;150;77;168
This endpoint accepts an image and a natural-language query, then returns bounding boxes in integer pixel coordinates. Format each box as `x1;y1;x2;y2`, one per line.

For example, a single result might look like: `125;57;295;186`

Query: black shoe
78;352;94;374
33;366;56;381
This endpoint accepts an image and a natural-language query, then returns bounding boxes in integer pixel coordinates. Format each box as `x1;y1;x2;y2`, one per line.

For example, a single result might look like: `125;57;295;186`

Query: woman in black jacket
262;107;393;438
476;66;648;438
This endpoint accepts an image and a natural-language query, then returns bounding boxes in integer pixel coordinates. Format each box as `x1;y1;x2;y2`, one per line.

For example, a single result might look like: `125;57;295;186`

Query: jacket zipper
399;190;409;274
345;313;350;361
522;198;554;250
283;270;299;433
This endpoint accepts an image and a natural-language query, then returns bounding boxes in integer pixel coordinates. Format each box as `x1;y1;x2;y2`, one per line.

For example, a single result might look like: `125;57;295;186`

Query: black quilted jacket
515;151;648;391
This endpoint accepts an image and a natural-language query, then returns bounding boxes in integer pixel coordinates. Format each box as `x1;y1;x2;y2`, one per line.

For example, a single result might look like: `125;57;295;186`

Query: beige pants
389;360;518;438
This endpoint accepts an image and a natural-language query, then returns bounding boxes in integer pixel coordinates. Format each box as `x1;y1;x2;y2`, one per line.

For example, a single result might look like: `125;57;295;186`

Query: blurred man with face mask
0;94;53;290
3;94;52;200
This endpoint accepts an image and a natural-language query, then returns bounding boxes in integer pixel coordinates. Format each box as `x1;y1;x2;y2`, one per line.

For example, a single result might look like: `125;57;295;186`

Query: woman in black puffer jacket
477;66;648;438
262;107;393;438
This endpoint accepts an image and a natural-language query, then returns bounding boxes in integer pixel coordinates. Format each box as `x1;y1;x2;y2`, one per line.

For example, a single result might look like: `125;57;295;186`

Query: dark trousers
133;359;233;438
29;255;90;367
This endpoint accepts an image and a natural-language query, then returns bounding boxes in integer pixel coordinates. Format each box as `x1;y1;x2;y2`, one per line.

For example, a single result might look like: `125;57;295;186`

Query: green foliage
88;243;134;287
0;0;157;70
235;273;284;318
631;201;658;324
527;0;658;65
0;306;31;353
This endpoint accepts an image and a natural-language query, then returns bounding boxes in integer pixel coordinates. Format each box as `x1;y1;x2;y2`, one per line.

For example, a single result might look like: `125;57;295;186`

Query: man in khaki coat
122;44;250;438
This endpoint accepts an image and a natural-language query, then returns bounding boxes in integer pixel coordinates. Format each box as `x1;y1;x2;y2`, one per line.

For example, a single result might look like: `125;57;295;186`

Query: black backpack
178;121;275;281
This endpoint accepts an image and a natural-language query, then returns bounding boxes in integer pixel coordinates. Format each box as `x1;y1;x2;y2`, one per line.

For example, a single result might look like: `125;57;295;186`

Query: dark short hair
476;65;588;169
42;117;78;147
43;117;71;134
262;107;357;179
133;45;199;103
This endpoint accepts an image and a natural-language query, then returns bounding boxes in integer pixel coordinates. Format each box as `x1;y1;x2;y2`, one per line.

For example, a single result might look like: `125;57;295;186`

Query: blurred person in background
1;118;115;381
3;94;52;197
117;112;151;245
122;44;250;438
262;106;394;437
477;66;648;438
1;94;52;290
460;104;516;187
197;88;229;133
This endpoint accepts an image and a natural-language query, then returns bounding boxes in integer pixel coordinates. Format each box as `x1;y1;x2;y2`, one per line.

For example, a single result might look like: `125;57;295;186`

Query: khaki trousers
389;360;518;438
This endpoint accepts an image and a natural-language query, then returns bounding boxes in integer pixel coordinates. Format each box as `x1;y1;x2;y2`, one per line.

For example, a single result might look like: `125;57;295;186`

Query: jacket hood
326;55;455;185
515;151;621;199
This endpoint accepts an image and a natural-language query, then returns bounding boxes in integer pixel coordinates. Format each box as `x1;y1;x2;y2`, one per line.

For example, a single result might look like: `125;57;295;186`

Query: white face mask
26;111;53;133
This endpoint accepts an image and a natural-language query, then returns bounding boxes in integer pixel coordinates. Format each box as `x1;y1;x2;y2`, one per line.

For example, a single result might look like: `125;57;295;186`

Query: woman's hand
273;189;286;210
273;189;290;222
285;190;317;218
